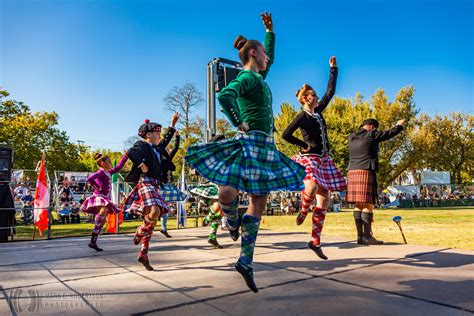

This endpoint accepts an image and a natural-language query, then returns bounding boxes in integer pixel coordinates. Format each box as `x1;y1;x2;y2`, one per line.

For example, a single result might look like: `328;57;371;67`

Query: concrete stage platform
0;228;473;315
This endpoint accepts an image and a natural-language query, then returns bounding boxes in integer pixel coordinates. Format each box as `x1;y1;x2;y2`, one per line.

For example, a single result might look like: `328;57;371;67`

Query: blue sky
1;0;472;151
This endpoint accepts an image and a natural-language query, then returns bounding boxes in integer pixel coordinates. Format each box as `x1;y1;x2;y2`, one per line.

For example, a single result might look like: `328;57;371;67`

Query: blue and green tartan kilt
160;183;187;202
190;183;219;199
185;131;306;195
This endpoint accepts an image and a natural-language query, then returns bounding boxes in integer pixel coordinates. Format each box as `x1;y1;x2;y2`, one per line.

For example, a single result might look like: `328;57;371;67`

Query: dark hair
233;35;263;65
94;153;109;166
360;118;380;129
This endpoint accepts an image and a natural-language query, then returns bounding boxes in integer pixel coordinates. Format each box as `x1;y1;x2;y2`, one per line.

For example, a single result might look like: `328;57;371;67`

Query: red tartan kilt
346;170;378;204
291;154;347;192
123;177;169;216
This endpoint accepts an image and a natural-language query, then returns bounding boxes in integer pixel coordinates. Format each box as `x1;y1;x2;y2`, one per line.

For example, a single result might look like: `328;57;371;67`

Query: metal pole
47;206;52;239
206;60;217;143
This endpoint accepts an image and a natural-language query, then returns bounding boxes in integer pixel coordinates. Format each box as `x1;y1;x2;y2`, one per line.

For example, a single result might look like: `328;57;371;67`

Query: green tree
274;102;302;158
0;90;83;172
412;112;473;184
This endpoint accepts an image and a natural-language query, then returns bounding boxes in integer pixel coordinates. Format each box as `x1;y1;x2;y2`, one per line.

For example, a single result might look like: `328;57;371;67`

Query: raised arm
158;112;179;148
169;133;180;159
281;112;309;150
259;12;275;80
316;57;338;113
373;121;404;142
109;153;129;175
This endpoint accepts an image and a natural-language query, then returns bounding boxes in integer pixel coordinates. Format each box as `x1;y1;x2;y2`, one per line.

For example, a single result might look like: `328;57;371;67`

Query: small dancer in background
159;131;186;238
123;113;178;270
81;152;128;251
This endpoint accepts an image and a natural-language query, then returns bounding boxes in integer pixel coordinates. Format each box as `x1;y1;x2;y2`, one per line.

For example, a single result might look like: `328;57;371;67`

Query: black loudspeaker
216;66;241;92
0;185;15;242
0;147;13;182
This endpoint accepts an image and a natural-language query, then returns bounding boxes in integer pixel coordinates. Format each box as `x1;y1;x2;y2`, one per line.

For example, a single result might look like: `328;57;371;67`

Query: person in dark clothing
122;112;179;271
158;131;186;238
282;56;346;260
347;118;405;245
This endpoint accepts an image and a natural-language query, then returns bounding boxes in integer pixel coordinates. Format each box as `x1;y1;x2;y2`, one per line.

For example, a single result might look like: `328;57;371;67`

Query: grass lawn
260;207;474;251
11;207;474;251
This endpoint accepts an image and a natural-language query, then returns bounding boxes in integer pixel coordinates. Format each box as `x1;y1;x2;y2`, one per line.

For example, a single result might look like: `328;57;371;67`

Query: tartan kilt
80;194;120;215
123;177;169;216
185;131;306;195
291;154;347;192
160;183;187;202
346;170;378;204
190;183;219;199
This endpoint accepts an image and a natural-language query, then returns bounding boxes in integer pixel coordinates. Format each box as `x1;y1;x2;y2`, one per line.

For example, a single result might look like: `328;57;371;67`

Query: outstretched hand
171;112;180;127
261;12;273;32
329;56;337;67
396;119;405;127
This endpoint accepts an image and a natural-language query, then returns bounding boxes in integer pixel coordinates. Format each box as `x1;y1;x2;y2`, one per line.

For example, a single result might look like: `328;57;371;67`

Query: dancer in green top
186;12;306;292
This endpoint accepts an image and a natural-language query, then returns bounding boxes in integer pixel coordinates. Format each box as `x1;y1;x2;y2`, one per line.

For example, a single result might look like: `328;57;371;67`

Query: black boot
361;212;383;245
89;233;103;251
208;238;223;249
235;261;258;293
138;257;154;271
160;229;172;238
353;211;364;245
88;243;103;252
308;241;328;260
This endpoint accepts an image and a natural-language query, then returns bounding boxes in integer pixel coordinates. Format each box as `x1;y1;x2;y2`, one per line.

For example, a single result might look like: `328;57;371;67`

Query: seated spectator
58;204;70;224
14;183;28;200
79;193;86;206
59;183;74;202
59;192;70;205
22;201;33;225
20;191;34;205
70;176;78;190
70;202;81;224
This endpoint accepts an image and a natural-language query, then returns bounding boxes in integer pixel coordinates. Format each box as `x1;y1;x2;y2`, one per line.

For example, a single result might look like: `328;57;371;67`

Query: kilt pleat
185;131;306;195
160;183;187;202
292;154;347;192
190;183;219;199
123;177;170;215
346;170;378;204
80;194;120;215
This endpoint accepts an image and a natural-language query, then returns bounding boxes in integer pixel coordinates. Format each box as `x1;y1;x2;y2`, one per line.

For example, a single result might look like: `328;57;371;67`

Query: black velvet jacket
348;125;403;171
125;127;176;184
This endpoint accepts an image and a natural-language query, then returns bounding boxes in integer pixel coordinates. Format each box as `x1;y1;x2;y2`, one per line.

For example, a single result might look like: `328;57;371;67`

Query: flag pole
32;215;37;240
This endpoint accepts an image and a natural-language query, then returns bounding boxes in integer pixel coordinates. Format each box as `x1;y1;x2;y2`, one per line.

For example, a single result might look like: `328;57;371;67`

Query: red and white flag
34;158;49;236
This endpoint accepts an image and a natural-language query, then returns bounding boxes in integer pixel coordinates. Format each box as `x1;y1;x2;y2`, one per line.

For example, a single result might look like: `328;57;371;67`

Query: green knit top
218;32;275;134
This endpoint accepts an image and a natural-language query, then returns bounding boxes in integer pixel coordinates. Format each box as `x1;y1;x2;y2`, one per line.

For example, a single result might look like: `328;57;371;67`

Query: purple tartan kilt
346;170;378;204
291;154;347;192
123;177;169;216
80;194;120;215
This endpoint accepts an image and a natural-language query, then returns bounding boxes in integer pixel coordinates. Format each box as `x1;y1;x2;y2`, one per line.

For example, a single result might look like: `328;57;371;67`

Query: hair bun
144;119;150;123
93;153;102;160
295;89;301;97
233;35;247;50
